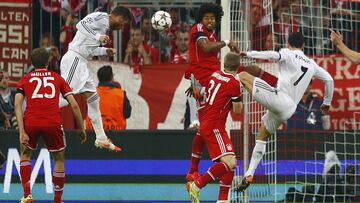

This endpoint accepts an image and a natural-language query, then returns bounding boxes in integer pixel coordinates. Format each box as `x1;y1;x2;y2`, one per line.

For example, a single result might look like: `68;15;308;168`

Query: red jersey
171;49;189;64
17;69;73;126
185;23;220;86
200;70;242;131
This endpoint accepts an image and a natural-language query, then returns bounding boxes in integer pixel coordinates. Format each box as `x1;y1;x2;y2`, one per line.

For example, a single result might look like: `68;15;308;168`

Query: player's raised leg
186;132;204;181
19;144;33;203
238;71;255;94
81;91;121;152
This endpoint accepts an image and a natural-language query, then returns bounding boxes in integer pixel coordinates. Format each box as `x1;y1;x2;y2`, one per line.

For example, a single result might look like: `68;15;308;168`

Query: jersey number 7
293;66;308;86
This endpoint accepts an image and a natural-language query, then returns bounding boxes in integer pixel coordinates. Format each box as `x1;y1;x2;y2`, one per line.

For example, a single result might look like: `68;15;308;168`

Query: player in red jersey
14;48;86;203
185;2;278;186
186;53;243;202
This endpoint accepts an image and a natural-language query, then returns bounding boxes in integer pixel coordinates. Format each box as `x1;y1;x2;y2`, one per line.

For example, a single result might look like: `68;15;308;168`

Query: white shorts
252;77;296;134
60;50;96;94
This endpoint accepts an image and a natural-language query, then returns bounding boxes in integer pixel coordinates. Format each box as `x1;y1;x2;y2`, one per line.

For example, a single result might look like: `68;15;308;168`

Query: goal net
223;0;360;202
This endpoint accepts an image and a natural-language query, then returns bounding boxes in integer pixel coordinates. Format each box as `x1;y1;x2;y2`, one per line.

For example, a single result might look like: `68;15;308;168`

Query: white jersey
246;48;334;106
68;12;109;60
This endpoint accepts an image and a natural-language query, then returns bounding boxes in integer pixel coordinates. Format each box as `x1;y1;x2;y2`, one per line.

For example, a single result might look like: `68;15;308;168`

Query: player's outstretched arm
198;38;232;53
65;94;87;144
14;93;29;144
314;64;334;114
330;30;360;64
242;50;282;61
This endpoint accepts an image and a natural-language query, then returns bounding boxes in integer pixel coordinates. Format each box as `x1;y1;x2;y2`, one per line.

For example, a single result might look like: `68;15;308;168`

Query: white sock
59;96;69;108
245;140;266;177
87;93;107;140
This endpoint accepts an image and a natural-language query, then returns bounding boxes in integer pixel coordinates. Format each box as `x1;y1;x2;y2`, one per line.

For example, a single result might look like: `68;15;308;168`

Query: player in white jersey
236;32;334;191
60;6;132;152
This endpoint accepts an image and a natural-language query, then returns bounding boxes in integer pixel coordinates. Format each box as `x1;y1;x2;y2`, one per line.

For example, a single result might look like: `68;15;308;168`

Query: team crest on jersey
226;144;232;151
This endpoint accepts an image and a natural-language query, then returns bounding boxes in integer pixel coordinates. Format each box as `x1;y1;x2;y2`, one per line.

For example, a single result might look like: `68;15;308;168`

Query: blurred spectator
251;3;271;50
141;15;159;47
263;32;280;51
59;12;79;54
39;34;61;74
0;71;16;130
170;29;189;64
124;27;159;72
287;80;331;130
86;65;132;130
274;1;300;45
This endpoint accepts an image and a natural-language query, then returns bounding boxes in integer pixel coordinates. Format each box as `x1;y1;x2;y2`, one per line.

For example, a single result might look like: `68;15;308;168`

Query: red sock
189;132;204;173
195;162;229;189
53;171;65;203
218;170;234;200
20;160;31;197
260;71;278;87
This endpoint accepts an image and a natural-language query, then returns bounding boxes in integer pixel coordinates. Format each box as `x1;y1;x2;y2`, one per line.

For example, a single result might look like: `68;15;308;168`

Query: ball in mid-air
151;10;172;31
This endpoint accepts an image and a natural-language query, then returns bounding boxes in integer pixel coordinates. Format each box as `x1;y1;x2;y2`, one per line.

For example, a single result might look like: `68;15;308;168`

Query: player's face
201;13;216;31
176;32;189;53
110;15;129;30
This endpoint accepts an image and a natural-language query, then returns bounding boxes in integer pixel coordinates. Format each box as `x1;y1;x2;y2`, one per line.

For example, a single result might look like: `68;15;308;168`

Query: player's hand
238;51;247;57
106;48;117;56
330;30;343;46
228;41;240;54
77;130;87;144
99;35;110;44
320;104;330;115
19;131;29;145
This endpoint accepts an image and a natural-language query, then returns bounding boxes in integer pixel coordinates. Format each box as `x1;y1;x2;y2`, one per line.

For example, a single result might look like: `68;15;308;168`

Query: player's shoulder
191;23;205;32
93;12;109;20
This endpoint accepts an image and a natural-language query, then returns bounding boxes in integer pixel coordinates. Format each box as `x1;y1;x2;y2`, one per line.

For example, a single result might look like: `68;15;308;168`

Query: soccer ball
151;11;172;31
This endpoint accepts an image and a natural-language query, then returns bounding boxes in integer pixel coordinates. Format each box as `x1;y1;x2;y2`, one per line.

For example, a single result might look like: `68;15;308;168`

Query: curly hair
196;3;224;24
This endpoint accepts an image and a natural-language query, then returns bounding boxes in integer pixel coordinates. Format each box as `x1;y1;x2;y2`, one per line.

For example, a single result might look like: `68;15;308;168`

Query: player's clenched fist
106;48;117;56
99;35;110;44
320;104;330;115
77;130;87;144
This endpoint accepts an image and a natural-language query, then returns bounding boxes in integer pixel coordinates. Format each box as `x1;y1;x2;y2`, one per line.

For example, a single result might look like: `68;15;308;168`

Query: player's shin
20;160;32;197
87;93;106;139
195;162;230;189
53;171;65;203
244;140;266;177
218;170;234;200
189;133;204;174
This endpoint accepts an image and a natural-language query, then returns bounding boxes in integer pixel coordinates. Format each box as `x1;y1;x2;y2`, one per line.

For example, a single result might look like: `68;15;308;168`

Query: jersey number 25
29;77;56;99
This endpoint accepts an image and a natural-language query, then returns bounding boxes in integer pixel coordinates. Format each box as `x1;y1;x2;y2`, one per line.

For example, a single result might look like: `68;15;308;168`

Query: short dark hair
224;52;240;72
288;32;304;48
196;3;224;24
111;5;133;21
31;48;50;69
97;65;113;82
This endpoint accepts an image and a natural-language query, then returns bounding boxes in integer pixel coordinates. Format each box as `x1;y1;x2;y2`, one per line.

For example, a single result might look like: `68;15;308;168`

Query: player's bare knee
221;155;237;170
244;65;261;77
238;71;250;81
52;150;65;162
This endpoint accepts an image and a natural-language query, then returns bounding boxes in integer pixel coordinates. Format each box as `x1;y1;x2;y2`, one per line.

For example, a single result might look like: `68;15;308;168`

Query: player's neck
223;69;236;76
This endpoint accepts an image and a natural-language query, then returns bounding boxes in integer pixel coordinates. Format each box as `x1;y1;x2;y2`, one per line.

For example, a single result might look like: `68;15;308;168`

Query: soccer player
186;52;243;203
15;48;87;203
185;2;278;184
330;30;360;64
236;32;334;191
59;5;132;152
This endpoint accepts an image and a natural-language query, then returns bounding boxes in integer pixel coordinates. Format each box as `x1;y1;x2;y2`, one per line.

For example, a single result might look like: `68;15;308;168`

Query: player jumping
185;3;278;190
59;5;132;152
15;48;87;203
186;52;243;203
236;32;334;191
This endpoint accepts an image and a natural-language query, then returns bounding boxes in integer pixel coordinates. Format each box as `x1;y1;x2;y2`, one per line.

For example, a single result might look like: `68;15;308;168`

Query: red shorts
200;126;235;161
24;125;66;152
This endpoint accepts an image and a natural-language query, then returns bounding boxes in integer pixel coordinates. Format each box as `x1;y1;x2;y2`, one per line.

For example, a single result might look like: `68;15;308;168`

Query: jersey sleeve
313;63;334;106
58;75;73;97
92;47;108;56
76;12;108;41
231;77;242;102
246;50;283;61
191;23;207;43
16;77;26;95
